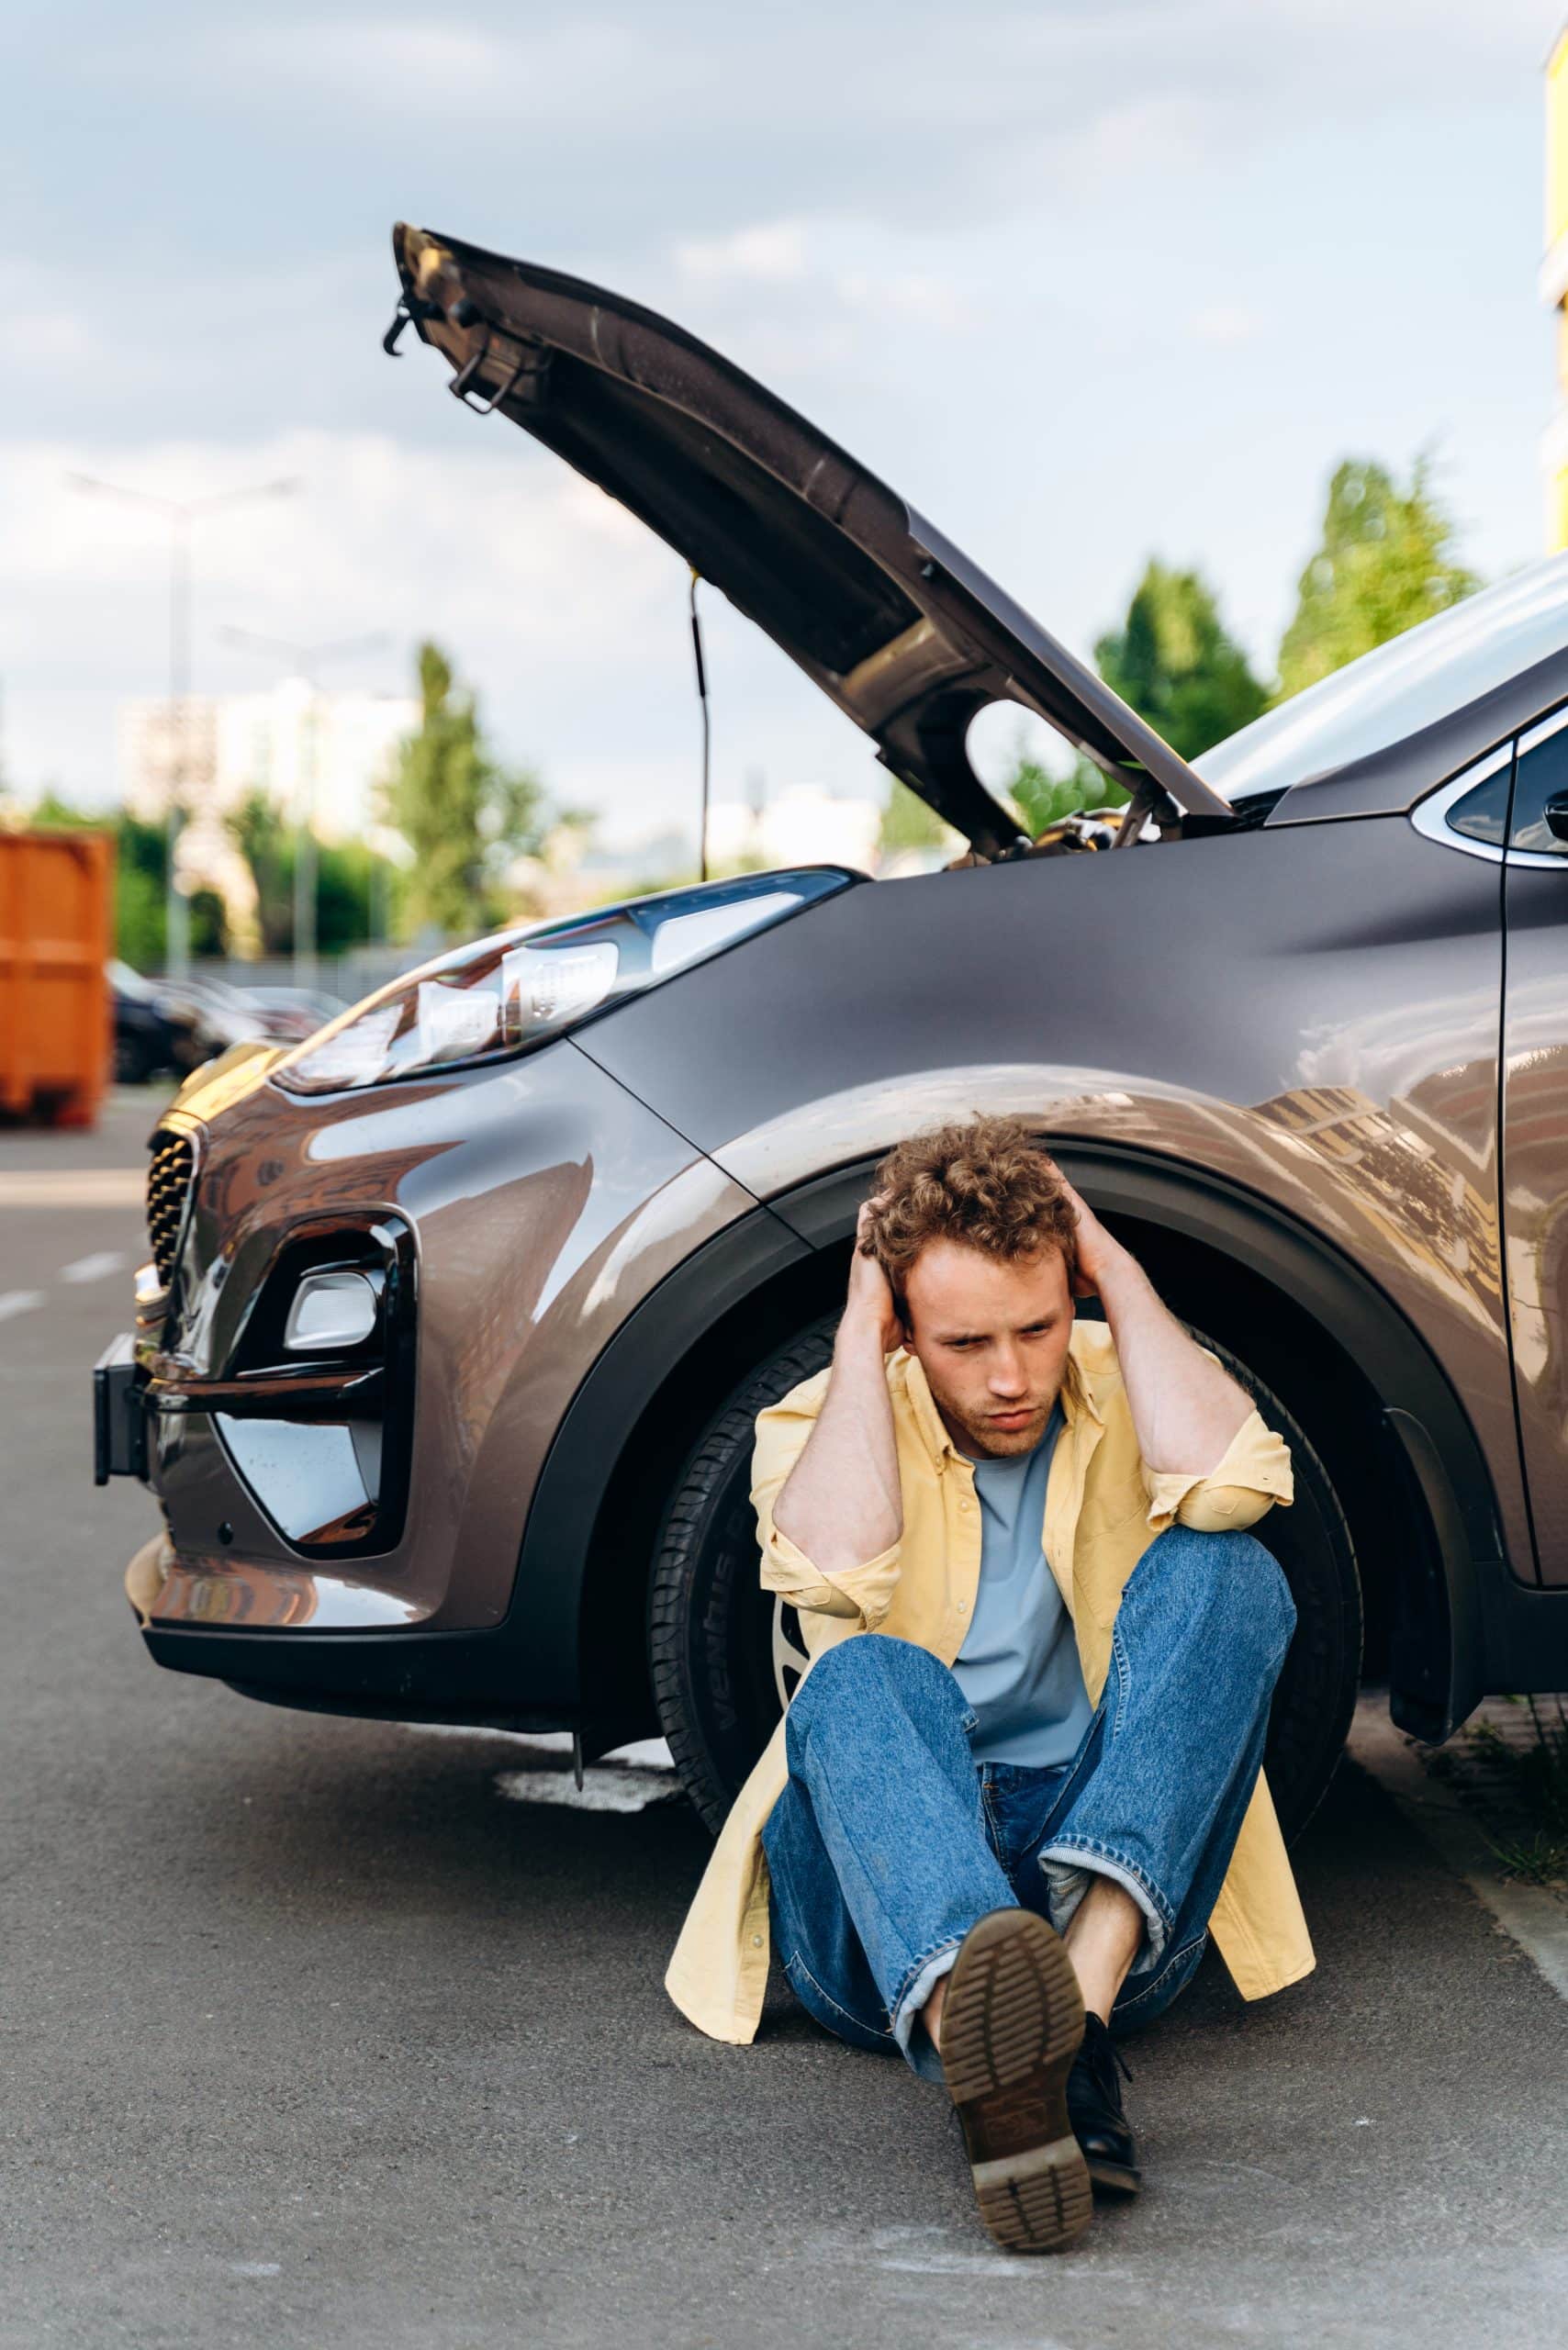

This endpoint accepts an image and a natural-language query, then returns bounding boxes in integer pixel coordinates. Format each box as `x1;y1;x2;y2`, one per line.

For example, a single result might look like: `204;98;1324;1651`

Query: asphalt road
5;1090;1568;2349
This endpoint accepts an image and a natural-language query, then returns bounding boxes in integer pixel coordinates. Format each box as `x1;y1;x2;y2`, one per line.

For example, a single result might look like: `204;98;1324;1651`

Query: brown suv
94;222;1568;1843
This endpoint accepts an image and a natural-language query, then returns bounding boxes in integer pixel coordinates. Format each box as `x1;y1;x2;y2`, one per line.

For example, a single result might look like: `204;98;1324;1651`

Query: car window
1448;761;1514;847
1509;710;1568;858
1194;554;1568;803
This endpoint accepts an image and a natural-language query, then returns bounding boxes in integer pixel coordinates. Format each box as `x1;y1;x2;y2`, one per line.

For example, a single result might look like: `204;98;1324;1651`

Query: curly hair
859;1114;1078;1298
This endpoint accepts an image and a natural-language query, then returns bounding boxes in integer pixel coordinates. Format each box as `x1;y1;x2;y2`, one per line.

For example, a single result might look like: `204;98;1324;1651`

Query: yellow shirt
665;1319;1313;2044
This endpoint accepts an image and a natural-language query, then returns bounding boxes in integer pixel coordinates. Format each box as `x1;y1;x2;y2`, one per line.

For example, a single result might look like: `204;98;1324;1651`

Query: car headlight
273;867;857;1096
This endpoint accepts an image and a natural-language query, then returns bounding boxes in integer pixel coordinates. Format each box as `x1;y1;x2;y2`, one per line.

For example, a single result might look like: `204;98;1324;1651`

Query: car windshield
1194;553;1568;803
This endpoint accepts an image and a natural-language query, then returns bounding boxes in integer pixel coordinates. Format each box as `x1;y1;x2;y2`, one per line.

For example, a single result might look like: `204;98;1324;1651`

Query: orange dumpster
0;829;114;1127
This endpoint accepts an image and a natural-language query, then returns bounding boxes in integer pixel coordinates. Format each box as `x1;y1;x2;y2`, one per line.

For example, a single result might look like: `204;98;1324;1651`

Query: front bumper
98;1033;757;1719
118;1528;582;1726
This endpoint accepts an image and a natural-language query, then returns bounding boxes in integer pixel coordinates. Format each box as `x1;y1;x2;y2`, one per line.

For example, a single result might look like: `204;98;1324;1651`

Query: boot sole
941;1908;1092;2255
1087;2154;1143;2199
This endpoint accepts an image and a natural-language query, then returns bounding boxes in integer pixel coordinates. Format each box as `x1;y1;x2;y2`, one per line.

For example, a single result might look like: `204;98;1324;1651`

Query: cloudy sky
7;0;1563;845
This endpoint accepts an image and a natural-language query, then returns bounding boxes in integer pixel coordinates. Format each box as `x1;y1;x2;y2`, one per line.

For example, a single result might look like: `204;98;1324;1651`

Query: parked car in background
148;977;270;1059
240;987;349;1043
108;960;193;1084
113;972;353;1081
95;229;1568;1860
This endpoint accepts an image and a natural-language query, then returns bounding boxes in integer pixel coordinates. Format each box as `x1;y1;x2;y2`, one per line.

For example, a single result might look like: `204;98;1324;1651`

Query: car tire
648;1314;1361;1847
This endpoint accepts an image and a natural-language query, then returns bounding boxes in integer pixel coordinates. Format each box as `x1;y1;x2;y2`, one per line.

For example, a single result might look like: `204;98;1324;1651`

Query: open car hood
389;224;1230;852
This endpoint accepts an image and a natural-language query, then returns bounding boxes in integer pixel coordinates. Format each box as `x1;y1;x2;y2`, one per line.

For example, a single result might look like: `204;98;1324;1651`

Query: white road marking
395;1722;678;1812
0;1169;144;1207
57;1250;129;1284
0;1291;44;1324
494;1763;680;1814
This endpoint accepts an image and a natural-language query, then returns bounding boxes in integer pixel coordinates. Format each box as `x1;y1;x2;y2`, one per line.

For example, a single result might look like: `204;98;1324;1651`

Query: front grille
146;1131;195;1283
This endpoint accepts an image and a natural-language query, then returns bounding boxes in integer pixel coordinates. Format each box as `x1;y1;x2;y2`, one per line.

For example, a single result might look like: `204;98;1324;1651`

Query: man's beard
938;1392;1058;1460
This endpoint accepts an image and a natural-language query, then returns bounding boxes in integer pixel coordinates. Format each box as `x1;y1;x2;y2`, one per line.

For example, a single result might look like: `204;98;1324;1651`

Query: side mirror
1543;790;1568;844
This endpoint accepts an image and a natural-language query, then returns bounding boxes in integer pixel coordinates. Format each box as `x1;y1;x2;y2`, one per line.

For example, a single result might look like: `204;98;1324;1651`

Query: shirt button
958;1599;970;1615
958;1498;972;1513
752;1933;763;1947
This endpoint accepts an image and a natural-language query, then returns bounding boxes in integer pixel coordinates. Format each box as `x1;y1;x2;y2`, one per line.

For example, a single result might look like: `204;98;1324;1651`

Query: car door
1501;704;1568;1583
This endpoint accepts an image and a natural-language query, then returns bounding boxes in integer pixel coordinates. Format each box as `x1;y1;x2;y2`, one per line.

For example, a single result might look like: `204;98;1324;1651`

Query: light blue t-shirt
952;1404;1094;1768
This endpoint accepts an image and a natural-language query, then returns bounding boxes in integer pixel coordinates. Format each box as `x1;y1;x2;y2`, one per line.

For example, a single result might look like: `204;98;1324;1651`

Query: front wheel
647;1317;1361;1845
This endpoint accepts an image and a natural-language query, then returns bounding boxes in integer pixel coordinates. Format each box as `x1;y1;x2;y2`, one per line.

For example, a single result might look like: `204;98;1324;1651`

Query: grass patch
1442;1698;1568;1890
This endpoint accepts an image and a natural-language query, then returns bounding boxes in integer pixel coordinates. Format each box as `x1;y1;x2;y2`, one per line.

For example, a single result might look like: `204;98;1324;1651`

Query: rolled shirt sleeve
750;1376;902;1629
757;1522;902;1626
1141;1406;1294;1536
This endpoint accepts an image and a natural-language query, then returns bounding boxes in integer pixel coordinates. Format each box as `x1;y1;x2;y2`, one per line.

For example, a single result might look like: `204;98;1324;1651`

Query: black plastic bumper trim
143;1619;577;1729
94;1333;147;1483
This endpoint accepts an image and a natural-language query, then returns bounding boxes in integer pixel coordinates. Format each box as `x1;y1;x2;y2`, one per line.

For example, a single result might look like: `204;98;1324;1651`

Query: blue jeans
762;1525;1297;2083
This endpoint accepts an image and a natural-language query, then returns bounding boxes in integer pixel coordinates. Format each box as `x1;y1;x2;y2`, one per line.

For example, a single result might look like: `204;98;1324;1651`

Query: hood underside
389;224;1231;853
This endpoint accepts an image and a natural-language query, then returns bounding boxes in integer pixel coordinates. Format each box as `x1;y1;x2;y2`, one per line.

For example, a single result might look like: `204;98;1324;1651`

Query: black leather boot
1067;2013;1140;2197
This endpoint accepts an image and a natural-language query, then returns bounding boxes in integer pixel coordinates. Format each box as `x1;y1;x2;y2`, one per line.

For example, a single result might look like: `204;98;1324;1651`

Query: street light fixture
219;627;389;987
68;473;300;979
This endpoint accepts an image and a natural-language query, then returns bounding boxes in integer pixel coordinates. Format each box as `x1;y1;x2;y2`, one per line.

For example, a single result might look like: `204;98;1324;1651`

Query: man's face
901;1239;1075;1460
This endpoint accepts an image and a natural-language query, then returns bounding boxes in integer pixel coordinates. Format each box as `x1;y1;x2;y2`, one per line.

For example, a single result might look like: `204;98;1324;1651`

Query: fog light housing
284;1270;380;1354
207;1214;416;1560
215;1415;380;1549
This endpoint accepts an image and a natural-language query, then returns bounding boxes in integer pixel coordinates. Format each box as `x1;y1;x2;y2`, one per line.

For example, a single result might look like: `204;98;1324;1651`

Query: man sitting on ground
665;1114;1309;2253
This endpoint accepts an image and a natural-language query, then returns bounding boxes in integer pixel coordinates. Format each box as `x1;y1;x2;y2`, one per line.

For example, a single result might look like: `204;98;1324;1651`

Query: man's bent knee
1217;1533;1297;1658
784;1633;964;1759
1138;1525;1296;1656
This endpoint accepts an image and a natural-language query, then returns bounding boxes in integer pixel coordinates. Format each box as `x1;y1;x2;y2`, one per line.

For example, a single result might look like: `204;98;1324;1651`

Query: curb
1349;1691;1568;2002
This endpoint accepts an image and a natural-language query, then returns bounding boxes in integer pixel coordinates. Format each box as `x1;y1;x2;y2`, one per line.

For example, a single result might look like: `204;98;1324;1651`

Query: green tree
1003;751;1123;836
187;889;229;958
1277;455;1480;700
316;839;382;953
230;792;292;956
114;814;169;969
230;790;398;955
382;643;547;939
1095;561;1267;762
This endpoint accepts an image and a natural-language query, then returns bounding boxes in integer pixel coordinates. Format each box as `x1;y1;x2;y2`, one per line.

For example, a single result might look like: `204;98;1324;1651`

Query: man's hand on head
1052;1170;1127;1301
1047;1160;1251;1471
775;1192;906;1580
846;1195;903;1356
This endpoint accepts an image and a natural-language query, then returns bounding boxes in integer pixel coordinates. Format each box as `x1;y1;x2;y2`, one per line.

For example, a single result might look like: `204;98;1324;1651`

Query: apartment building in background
118;677;418;844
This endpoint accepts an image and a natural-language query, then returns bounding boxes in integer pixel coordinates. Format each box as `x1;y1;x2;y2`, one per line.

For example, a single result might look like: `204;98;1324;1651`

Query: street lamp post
219;629;388;988
69;474;299;979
